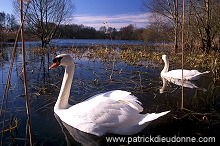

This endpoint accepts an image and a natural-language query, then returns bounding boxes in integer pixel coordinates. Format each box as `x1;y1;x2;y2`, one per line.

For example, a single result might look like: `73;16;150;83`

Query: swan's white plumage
51;54;170;136
162;69;207;80
161;54;209;80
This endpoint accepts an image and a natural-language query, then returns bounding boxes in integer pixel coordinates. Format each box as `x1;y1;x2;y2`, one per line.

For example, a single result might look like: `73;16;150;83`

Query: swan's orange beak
49;62;59;69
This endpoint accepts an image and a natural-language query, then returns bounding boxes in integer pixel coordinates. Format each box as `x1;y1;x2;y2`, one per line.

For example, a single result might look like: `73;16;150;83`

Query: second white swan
161;54;209;80
50;54;170;136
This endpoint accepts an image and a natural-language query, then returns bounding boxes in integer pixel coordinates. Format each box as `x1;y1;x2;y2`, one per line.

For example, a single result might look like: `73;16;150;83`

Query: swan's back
163;69;207;80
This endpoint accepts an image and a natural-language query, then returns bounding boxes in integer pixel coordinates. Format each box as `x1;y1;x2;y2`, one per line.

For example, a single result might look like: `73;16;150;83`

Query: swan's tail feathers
202;71;210;74
139;111;170;125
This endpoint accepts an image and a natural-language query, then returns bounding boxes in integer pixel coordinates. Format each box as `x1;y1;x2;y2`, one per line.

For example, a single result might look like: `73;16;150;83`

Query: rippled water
0;43;219;145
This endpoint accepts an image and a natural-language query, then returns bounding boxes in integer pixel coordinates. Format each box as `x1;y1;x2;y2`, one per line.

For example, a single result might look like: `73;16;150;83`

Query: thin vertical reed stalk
20;0;33;145
181;0;185;109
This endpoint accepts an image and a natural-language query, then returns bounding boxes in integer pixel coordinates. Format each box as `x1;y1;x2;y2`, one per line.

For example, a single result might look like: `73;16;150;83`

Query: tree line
143;0;220;52
0;12;19;30
1;0;220;52
54;24;149;41
0;9;170;43
0;11;19;42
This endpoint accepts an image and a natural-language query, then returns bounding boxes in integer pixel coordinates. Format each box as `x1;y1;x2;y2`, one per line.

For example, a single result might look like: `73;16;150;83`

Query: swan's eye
53;57;63;64
49;57;63;69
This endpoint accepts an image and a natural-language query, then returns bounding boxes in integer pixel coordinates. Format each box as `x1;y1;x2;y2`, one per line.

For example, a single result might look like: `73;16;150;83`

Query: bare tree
143;0;220;52
0;12;6;28
143;0;181;52
143;13;172;42
14;0;74;47
187;0;220;52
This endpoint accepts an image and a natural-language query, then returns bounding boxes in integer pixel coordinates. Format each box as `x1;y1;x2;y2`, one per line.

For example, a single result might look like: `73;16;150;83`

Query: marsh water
0;39;219;145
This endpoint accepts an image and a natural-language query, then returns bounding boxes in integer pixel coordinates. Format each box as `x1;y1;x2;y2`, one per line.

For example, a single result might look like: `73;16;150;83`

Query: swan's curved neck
54;64;74;111
161;58;169;75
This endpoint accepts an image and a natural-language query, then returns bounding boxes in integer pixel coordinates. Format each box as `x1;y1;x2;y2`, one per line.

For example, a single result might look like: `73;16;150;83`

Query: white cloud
66;13;149;30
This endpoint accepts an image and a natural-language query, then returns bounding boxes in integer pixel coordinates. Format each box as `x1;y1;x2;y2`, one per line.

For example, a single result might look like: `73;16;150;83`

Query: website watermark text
105;135;215;144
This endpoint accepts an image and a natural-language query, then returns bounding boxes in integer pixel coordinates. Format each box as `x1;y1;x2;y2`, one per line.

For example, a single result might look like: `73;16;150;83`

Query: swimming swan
161;54;209;80
49;54;170;136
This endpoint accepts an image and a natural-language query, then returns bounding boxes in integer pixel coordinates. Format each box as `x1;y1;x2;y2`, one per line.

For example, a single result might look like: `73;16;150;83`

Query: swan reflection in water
160;76;207;93
54;113;102;146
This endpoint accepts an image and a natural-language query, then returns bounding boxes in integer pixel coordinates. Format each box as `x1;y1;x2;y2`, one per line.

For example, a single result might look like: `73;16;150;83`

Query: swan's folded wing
88;98;143;128
165;69;200;79
103;90;143;112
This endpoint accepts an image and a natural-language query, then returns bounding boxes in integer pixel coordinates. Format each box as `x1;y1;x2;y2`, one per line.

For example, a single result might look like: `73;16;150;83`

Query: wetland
0;39;220;145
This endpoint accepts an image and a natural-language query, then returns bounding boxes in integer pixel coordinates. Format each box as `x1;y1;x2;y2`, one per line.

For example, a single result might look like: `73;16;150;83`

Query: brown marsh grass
66;44;219;84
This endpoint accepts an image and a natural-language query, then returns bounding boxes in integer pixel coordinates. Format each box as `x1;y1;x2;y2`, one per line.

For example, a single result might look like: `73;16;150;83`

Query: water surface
0;42;219;145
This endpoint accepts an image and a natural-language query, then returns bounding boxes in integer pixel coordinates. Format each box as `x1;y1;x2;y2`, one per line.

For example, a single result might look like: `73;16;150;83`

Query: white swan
49;54;170;136
161;54;210;80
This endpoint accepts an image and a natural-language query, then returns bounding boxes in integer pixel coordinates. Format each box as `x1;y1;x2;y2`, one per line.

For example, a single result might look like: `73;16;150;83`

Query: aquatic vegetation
0;43;219;145
66;44;219;78
0;116;18;134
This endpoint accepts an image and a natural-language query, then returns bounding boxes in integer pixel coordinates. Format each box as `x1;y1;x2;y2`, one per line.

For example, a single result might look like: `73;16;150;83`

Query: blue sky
0;0;149;30
1;1;14;14
75;0;143;15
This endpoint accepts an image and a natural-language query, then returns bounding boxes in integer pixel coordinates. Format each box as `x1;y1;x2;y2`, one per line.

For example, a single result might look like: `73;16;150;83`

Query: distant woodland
0;0;220;52
0;12;155;41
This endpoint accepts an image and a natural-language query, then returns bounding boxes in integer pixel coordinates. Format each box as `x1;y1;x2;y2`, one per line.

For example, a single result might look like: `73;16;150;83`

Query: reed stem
20;0;33;145
181;0;185;109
